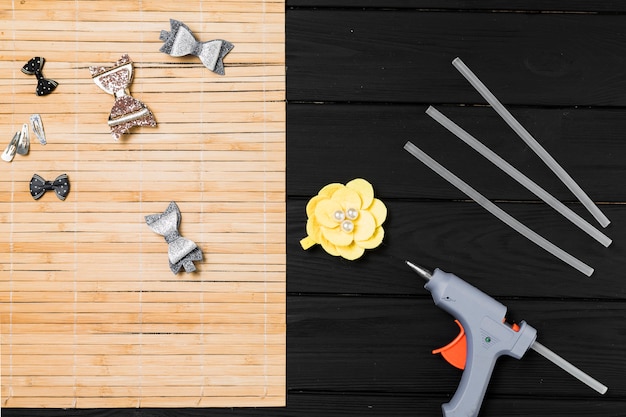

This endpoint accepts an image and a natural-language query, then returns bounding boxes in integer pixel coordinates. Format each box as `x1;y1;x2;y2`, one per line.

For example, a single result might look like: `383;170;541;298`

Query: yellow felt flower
300;178;387;260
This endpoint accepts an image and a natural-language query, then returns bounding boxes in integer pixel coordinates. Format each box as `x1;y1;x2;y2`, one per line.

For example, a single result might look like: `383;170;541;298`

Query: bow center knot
42;181;55;191
164;230;181;244
114;88;129;98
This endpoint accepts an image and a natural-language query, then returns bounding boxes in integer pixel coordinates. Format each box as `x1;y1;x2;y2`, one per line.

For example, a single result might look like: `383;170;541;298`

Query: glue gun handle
442;342;497;417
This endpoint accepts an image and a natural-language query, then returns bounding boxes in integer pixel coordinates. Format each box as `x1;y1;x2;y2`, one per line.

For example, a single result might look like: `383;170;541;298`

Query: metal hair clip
2;123;30;162
17;123;29;155
2;132;19;162
30;114;47;145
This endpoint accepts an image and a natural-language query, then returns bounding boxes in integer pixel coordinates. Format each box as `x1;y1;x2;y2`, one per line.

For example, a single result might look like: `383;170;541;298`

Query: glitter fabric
145;201;203;274
21;57;58;96
99;68;131;93
29;173;70;201
159;19;234;75
89;54;157;140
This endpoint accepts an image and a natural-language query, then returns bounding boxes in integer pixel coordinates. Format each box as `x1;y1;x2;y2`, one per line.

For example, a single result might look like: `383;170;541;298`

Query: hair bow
89;54;157;140
159;19;234;75
145;201;203;274
30;173;70;201
21;57;58;96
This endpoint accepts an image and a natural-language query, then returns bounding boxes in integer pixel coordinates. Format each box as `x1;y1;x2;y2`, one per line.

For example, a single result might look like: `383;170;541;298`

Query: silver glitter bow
89;54;157;140
159;19;234;75
145;201;202;274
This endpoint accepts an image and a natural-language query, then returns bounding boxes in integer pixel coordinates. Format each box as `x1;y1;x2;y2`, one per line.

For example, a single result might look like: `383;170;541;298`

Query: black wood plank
3;396;626;417
287;0;626;12
288;200;626;298
287;10;626;105
287;296;623;397
287;103;626;202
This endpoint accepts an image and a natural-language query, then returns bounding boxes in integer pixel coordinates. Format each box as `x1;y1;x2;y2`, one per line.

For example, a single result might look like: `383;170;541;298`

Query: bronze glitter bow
159;19;234;75
22;57;58;96
89;54;157;140
145;201;203;274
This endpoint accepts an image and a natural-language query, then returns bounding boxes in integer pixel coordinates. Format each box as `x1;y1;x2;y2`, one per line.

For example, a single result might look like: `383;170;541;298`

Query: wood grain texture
288;201;626;297
0;0;285;409
286;0;626;12
287;10;626;105
285;3;626;417
2;395;626;417
287;104;626;201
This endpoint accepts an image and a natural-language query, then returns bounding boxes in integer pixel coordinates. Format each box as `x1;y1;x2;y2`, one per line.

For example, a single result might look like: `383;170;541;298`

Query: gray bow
145;201;202;274
159;19;234;75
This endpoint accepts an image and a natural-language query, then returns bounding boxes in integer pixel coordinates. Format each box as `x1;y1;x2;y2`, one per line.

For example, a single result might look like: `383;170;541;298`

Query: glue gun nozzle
405;261;433;282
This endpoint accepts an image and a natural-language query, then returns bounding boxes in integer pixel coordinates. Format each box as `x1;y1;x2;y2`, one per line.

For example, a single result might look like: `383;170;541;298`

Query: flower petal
346;178;374;209
368;198;387;226
356;226;384;249
353;210;376;242
314;199;343;228
337;242;365;260
322;225;354;247
331;186;362;212
320;236;340;256
306;217;323;243
318;183;344;198
306;194;327;218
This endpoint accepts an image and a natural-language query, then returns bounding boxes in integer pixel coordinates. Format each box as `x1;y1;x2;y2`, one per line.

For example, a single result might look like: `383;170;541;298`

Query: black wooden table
6;2;626;416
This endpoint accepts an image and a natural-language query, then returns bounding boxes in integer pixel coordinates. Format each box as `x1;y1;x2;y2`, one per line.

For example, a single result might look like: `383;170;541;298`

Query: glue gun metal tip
405;261;432;281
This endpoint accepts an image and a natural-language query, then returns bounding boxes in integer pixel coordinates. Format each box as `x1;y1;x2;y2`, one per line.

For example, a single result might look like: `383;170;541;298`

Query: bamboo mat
0;0;285;408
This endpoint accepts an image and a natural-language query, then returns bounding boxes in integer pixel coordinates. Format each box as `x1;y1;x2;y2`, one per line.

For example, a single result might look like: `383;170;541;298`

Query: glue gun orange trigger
434;319;522;370
433;320;467;370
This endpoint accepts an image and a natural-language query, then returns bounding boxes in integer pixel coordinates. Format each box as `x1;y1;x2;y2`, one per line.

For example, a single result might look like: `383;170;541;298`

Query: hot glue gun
406;261;607;417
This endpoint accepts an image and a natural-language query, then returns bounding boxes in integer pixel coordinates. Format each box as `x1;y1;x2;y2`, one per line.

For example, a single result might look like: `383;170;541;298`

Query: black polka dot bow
30;173;70;201
21;57;58;96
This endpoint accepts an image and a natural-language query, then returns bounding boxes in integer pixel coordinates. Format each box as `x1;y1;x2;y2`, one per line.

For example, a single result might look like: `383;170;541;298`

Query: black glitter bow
30;173;70;201
21;57;58;96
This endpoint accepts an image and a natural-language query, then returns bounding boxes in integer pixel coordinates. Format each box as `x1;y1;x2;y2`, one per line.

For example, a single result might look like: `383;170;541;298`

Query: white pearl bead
346;208;358;220
333;210;345;222
341;220;354;233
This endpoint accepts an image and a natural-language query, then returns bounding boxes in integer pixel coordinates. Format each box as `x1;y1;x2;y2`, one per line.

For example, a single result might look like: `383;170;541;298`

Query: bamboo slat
0;0;285;408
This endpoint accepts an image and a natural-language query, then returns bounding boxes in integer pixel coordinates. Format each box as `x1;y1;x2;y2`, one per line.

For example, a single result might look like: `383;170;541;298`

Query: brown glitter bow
89;54;157;140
